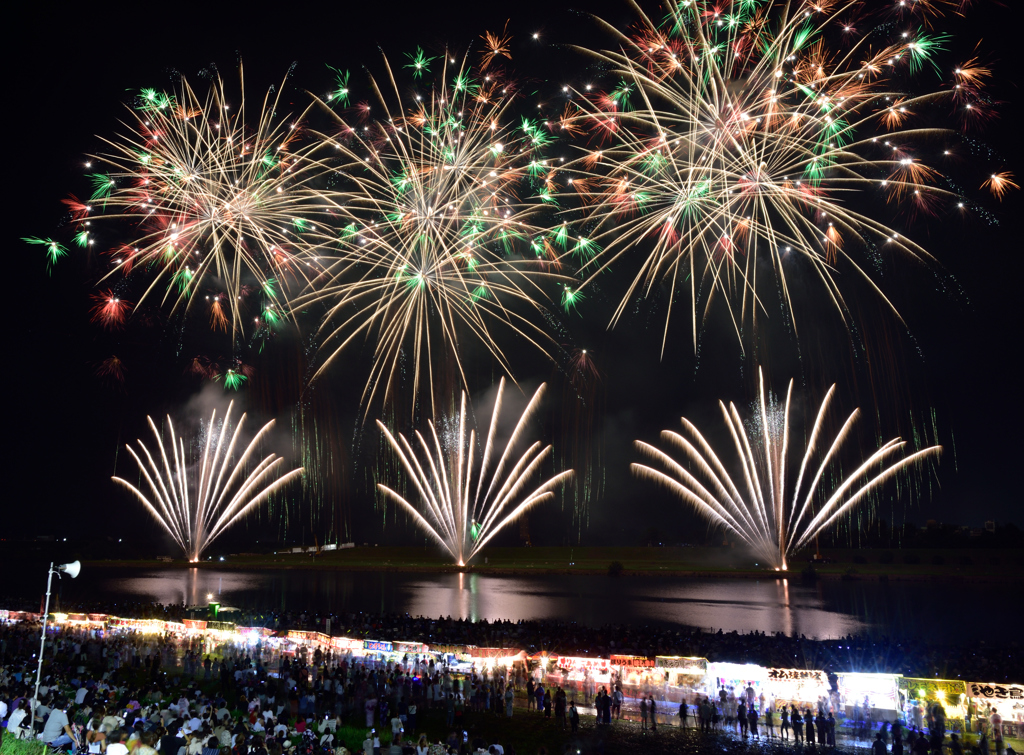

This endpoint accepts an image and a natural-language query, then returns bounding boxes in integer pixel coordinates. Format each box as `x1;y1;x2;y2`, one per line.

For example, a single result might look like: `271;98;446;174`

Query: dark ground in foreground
403;707;857;755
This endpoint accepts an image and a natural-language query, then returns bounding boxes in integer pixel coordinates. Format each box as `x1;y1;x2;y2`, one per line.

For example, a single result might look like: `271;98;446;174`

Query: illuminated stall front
764;668;832;713
707;662;769;703
899;678;967;733
548;656;613;698
838;672;902;722
655;656;708;703
967;682;1024;739
611;654;659;700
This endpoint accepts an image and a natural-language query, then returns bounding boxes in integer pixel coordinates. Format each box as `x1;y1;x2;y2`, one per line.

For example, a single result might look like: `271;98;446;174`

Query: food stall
612;654;661;701
763;668;832;713
966;682;1024;739
464;646;520;677
899;678;967;733
706;662;769;703
548;655;613;699
837;673;902;722
655;656;708;703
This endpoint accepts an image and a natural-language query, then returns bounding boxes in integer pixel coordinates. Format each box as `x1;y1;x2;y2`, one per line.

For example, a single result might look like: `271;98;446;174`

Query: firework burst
564;0;1010;353
81;66;334;335
294;53;569;414
633;369;941;570
376;377;572;565
112;400;303;561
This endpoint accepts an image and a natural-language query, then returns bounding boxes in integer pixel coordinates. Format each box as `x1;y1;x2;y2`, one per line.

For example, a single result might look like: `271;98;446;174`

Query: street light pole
30;560;80;732
30;563;56;732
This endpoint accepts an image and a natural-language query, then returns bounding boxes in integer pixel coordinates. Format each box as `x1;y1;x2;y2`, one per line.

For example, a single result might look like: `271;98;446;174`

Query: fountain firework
113;401;303;561
633;369;941;570
376;378;572;565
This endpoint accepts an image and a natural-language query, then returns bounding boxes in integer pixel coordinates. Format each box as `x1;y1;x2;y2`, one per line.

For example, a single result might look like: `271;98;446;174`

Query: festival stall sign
363;639;393;654
765;668;832;708
900;678;967;732
287;630;322;644
967;682;1024;701
395;641;430;655
163;621;187;634
183;619;208;632
559;656;613;674
838;673;902;713
330;636;365;652
108;617;166;633
238;627;275;638
465;647;520;667
656;656;708;682
611;654;656;669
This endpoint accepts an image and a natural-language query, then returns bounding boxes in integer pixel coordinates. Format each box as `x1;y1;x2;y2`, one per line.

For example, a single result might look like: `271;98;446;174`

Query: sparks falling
376;377;573;565
564;0;1012;353
112;401;303;561
294;52;569;415
632;369;941;570
82;67;334;335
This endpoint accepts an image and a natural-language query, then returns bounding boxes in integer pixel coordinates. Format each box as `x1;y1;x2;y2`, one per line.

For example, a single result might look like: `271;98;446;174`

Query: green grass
85;545;1024;580
0;738;48;755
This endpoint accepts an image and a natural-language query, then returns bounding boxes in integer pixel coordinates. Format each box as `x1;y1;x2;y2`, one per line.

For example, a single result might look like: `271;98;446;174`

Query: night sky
9;0;1022;553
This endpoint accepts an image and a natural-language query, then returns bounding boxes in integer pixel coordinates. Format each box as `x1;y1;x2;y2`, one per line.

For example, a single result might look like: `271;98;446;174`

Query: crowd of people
0;613;1018;755
4;596;1016;683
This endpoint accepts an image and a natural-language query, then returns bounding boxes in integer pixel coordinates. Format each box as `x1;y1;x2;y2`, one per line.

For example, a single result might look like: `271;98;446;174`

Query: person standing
569;702;579;734
765;706;775;739
679;700;688;729
612;687;623;720
542;689;552;720
526;679;534;711
805;709;816;746
640;697;649;731
780;704;789;740
793;706;804;744
504;686;514;719
873;733;888;755
991;708;1004;755
554;689;566;730
748;705;759;739
649;697;657;732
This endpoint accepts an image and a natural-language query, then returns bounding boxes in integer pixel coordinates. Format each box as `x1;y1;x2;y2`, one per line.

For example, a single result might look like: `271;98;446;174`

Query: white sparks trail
376;377;573;565
633;369;941;570
113;401;303;561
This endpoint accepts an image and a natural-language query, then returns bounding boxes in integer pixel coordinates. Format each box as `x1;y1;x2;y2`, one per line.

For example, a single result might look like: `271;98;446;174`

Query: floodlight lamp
58;561;81;579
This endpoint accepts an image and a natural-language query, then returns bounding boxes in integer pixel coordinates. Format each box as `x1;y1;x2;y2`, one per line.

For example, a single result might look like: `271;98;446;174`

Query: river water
53;567;1003;643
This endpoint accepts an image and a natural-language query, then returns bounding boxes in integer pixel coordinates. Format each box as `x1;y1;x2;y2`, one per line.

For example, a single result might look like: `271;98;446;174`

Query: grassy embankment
84;545;1024;580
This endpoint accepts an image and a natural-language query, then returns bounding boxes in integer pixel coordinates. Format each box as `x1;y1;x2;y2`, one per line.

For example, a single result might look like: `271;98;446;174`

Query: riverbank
78;545;1024;581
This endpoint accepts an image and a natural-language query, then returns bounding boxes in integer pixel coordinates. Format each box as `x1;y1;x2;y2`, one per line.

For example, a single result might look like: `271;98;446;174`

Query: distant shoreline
76;544;1024;582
